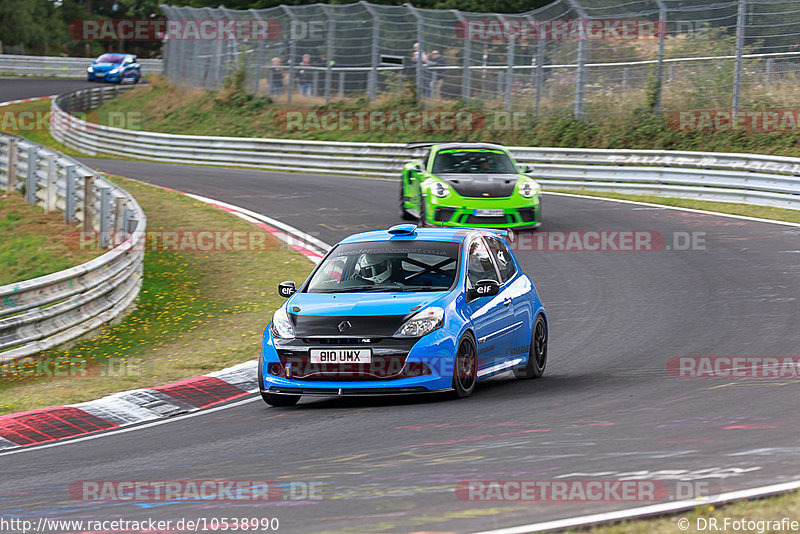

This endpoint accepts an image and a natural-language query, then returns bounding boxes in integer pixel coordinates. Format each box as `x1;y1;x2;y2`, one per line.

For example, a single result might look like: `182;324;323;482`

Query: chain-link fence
160;0;800;119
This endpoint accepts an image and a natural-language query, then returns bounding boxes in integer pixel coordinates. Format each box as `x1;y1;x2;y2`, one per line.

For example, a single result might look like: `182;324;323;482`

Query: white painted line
470;478;800;534
0;396;260;458
182;192;333;253
0;95;56;107
544;191;800;228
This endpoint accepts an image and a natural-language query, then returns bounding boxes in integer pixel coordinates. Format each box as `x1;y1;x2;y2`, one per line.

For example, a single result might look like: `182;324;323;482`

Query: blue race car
87;53;141;83
259;224;548;406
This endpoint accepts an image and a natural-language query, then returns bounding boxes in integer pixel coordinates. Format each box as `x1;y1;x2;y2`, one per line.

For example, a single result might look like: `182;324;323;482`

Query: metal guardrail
0;133;146;362
50;86;800;211
0;54;162;78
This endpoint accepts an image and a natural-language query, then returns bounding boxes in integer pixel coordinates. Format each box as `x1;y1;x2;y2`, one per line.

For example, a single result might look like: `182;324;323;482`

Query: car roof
339;225;506;245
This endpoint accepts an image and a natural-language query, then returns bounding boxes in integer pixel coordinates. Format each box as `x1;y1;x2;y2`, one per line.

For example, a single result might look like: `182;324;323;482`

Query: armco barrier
0;133;146;362
50;86;800;210
0;54;162;78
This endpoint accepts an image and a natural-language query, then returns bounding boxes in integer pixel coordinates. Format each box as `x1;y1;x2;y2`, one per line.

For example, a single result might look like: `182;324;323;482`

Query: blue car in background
87;53;141;83
259;224;548;406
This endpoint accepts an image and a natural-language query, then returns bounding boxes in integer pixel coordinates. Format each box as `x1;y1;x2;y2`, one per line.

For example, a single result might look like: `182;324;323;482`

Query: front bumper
260;328;457;394
426;196;541;229
266;386;453;396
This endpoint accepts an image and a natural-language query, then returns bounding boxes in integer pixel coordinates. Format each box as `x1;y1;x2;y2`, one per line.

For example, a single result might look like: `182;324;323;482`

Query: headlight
518;181;540;199
109;67;120;74
431;182;450;198
87;66;94;72
394;307;444;338
270;306;295;339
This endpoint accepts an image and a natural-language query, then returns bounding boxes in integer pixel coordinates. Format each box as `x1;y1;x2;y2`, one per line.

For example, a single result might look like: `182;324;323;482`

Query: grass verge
1;98;96;159
0;174;313;415
0;193;101;285
89;75;800;157
580;490;800;533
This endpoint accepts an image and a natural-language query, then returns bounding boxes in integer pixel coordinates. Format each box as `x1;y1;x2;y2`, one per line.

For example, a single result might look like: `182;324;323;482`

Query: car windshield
306;240;460;293
97;54;124;64
432;149;518;174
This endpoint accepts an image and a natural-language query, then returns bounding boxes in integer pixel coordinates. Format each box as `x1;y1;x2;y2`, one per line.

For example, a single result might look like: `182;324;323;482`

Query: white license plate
95;73;105;77
474;209;505;217
310;348;372;364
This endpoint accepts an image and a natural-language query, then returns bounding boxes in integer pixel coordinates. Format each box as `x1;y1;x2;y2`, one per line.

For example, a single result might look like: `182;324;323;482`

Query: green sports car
399;142;541;229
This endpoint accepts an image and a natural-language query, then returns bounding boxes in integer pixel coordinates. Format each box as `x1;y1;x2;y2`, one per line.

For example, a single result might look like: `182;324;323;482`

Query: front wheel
258;362;300;406
452;334;478;398
261;391;300;406
399;180;415;220
514;314;547;379
418;198;431;227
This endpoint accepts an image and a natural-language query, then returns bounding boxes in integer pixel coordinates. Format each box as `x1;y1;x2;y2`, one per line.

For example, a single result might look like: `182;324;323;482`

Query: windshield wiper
327;284;452;293
329;285;404;293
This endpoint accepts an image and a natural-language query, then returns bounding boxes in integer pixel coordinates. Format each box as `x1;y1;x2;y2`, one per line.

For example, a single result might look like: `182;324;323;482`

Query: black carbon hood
438;173;519;198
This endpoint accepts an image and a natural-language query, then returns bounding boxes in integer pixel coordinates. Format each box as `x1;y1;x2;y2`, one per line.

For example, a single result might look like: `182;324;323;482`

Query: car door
486;235;531;363
464;236;515;372
403;149;429;214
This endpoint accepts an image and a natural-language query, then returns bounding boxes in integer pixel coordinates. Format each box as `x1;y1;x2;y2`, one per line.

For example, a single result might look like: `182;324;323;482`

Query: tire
399;180;415;220
514;314;547;379
257;361;300;406
133;73;141;84
452;334;478;398
261;391;301;406
418;197;431;227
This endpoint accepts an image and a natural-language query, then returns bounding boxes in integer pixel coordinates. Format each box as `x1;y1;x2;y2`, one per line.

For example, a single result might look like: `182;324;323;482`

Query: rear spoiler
405;142;438;149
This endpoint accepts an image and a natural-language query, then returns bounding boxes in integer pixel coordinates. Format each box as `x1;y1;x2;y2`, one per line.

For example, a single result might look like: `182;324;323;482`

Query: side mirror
522;164;534;174
468;279;500;301
411;162;424;173
278;280;296;298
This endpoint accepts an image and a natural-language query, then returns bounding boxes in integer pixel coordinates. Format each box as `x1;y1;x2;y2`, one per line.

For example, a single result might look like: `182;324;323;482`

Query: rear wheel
514;315;547;379
452;334;478;398
399;180;415;220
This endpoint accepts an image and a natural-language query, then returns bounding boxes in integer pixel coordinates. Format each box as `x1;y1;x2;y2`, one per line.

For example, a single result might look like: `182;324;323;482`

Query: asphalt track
1;78;800;533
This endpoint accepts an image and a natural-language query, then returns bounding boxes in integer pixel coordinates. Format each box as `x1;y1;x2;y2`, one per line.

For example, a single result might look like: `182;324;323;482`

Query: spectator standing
425;49;445;98
297;54;313;96
270;57;284;96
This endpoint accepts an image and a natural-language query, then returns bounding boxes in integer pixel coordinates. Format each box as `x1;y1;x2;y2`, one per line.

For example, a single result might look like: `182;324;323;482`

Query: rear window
306;240;460;293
